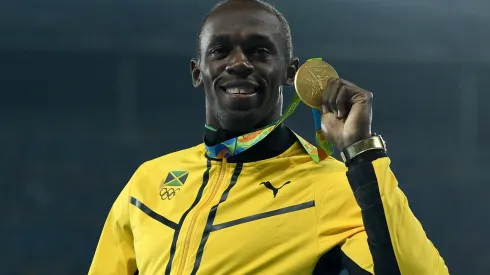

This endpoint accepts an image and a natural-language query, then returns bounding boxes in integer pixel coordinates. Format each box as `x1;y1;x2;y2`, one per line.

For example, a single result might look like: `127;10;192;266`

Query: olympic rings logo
160;187;180;200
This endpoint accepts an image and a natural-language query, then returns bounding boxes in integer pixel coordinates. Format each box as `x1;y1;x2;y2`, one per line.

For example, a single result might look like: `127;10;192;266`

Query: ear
190;58;203;88
284;57;299;86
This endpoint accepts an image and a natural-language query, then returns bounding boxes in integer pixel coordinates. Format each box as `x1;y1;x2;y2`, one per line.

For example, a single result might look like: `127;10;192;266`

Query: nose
225;50;254;77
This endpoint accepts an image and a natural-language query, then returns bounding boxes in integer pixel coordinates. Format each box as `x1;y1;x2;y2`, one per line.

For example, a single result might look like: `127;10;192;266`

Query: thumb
321;112;343;143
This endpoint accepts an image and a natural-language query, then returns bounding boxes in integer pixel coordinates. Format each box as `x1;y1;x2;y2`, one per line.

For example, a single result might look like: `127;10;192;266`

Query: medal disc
294;59;339;109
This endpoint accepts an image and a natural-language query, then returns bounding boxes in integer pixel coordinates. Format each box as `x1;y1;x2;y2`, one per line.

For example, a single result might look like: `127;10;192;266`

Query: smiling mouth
222;87;257;95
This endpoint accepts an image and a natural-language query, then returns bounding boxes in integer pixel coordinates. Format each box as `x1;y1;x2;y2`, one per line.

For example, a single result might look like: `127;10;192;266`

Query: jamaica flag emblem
160;171;188;200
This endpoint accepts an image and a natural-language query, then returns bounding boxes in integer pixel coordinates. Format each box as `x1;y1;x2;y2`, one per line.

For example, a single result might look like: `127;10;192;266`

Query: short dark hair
195;0;293;59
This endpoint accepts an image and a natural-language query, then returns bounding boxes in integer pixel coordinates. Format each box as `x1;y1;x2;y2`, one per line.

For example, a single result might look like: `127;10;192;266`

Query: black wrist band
345;149;387;167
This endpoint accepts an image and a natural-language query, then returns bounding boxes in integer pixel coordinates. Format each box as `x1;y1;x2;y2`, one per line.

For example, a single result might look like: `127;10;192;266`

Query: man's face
191;2;298;133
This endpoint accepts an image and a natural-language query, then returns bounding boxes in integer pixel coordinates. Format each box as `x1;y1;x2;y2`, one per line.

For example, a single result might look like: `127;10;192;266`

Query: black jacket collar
204;124;297;163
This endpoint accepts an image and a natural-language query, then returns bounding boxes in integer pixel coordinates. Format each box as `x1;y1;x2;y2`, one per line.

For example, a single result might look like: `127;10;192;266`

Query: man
89;0;449;274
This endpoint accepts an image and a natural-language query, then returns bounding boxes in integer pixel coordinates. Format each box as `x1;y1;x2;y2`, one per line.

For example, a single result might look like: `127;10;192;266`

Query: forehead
201;5;283;47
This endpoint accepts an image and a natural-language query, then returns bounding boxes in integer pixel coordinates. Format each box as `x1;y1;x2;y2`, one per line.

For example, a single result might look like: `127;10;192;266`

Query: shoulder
143;143;205;168
129;143;206;185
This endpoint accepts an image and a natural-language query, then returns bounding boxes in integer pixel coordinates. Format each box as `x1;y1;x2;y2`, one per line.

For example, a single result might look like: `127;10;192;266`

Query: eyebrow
247;34;276;48
207;33;277;49
207;34;232;47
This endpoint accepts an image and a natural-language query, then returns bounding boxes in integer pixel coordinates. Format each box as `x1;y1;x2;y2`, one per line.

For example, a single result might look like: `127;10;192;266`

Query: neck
204;119;280;145
204;123;297;163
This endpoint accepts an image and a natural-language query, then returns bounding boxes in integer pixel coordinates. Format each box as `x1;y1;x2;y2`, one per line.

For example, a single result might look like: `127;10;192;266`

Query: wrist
343;133;372;149
345;149;387;167
341;134;387;165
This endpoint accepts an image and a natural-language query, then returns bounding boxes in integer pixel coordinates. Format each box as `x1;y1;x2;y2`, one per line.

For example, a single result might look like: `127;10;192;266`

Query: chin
218;110;263;133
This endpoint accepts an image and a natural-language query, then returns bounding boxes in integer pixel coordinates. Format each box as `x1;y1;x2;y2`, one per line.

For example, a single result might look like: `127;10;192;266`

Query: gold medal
294;59;339;109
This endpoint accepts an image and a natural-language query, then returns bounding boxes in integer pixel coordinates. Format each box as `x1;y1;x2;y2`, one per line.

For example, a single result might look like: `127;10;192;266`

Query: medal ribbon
204;58;333;163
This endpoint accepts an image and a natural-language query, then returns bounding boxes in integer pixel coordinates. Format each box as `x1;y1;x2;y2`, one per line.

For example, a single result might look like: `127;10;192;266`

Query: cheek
202;77;214;90
199;61;218;81
264;65;286;85
200;70;216;90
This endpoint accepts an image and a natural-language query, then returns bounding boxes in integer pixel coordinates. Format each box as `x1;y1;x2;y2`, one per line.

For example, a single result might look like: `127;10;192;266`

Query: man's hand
321;78;373;149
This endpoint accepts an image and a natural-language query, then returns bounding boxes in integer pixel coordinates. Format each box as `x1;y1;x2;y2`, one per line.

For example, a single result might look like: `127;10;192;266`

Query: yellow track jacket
89;126;448;275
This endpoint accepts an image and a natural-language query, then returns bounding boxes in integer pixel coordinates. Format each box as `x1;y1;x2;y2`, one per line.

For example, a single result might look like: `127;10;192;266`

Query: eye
208;46;229;58
254;47;271;56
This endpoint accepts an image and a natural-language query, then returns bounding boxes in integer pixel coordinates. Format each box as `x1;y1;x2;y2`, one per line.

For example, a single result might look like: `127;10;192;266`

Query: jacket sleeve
88;180;138;275
342;153;449;275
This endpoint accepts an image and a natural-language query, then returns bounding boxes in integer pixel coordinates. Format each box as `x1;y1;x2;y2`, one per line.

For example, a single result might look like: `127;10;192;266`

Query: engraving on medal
303;65;330;102
294;59;339;109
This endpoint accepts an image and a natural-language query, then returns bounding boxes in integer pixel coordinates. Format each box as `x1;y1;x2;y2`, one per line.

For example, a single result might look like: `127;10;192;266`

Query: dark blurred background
1;0;489;274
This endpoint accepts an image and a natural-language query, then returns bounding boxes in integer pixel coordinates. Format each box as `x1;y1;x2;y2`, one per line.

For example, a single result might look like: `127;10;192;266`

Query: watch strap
341;135;386;163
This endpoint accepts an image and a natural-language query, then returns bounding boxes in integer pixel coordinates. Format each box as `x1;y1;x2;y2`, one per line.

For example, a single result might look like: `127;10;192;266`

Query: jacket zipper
175;158;227;275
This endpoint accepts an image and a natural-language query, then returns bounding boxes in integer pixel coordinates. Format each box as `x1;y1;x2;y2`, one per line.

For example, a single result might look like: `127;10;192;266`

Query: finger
321;111;343;142
337;78;373;105
349;88;373;106
336;85;350;118
321;100;331;115
330;78;357;118
321;78;333;114
322;77;340;114
327;78;341;116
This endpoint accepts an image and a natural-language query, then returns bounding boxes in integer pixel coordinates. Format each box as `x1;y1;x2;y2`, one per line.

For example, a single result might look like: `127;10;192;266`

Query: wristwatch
341;135;386;163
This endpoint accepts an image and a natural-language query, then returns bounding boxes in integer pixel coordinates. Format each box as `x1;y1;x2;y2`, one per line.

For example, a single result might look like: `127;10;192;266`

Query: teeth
225;88;254;94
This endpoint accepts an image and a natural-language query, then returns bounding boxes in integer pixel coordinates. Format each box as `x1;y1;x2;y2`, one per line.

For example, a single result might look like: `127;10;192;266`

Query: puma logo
260;181;291;198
